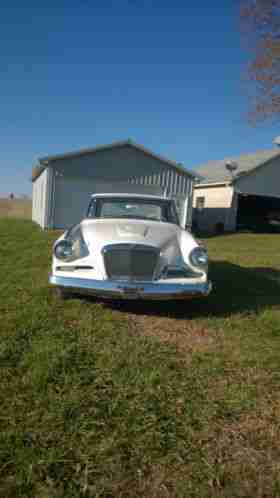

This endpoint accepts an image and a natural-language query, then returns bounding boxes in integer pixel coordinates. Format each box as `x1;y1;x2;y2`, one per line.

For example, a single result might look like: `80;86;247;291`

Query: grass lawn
1;219;280;498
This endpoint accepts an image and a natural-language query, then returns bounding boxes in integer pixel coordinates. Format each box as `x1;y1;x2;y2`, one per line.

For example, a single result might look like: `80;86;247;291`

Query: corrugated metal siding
45;167;54;229
35;146;195;229
52;146;193;190
127;167;193;198
127;167;194;228
44;168;51;228
32;168;49;228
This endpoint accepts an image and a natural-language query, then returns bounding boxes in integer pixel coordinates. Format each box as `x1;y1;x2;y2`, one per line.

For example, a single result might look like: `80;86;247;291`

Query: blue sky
1;0;279;196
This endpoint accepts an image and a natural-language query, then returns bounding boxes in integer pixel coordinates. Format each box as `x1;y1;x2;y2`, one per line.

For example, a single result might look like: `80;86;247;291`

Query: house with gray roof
193;148;280;233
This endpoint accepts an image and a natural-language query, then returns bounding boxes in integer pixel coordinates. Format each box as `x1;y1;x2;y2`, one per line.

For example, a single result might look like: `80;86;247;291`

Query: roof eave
195;180;232;188
232;151;280;184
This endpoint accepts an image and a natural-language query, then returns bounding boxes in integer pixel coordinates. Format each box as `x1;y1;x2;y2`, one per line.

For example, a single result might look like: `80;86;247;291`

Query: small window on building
196;196;205;211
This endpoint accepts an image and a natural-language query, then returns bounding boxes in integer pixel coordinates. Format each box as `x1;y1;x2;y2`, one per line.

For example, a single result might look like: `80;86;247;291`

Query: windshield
87;197;179;224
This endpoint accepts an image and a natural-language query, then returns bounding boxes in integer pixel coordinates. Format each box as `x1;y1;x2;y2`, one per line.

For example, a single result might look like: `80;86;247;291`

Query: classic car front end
49;194;212;300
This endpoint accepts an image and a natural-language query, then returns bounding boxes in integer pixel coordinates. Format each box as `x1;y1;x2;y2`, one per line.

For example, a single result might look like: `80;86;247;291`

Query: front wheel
55;287;74;300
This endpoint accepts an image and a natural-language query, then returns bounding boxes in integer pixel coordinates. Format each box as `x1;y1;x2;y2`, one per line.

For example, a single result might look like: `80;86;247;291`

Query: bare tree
241;0;280;121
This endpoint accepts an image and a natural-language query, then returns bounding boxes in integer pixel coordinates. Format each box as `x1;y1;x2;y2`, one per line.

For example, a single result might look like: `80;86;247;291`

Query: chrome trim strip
49;273;212;300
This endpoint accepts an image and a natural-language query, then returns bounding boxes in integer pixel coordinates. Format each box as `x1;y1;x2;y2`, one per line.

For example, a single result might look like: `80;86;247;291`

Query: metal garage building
32;140;197;230
193;148;280;233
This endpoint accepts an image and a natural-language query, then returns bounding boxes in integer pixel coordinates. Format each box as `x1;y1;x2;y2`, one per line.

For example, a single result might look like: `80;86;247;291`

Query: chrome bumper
49;274;212;300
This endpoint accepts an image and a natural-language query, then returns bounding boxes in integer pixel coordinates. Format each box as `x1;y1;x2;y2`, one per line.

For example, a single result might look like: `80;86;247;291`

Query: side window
196;196;205;212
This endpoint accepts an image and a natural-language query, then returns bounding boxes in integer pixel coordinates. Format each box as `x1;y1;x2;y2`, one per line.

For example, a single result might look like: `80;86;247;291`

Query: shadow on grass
193;227;280;239
192;231;235;240
93;261;280;319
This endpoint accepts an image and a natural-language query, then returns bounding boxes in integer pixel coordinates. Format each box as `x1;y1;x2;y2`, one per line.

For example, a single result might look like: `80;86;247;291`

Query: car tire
55;287;73;300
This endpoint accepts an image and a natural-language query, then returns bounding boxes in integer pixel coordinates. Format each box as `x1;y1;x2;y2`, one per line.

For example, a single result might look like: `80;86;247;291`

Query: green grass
1;219;280;497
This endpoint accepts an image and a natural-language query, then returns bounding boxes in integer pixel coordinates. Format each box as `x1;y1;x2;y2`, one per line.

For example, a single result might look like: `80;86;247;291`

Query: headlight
54;240;74;261
189;247;208;269
54;227;89;262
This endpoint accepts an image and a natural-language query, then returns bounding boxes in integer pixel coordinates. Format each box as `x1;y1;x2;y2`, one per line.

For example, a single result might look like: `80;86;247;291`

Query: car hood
82;218;179;245
80;218;197;265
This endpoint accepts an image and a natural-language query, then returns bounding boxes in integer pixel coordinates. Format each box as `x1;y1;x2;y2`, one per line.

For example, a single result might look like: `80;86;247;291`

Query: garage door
54;178;166;229
54;177;96;229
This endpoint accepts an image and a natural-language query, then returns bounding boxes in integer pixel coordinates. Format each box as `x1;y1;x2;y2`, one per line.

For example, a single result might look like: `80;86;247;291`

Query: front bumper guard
49;273;212;300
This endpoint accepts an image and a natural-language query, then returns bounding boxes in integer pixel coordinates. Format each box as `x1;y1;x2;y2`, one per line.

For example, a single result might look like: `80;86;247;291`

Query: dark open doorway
237;193;280;232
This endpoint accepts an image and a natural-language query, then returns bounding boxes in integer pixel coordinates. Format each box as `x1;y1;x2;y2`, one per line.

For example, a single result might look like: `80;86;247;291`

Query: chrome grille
102;244;159;281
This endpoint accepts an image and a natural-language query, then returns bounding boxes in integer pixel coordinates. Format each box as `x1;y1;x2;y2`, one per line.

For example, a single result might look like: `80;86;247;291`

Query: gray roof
194;149;280;185
32;140;197;182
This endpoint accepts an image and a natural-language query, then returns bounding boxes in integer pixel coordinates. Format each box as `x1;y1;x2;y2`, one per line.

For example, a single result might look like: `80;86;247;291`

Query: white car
49;194;212;300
